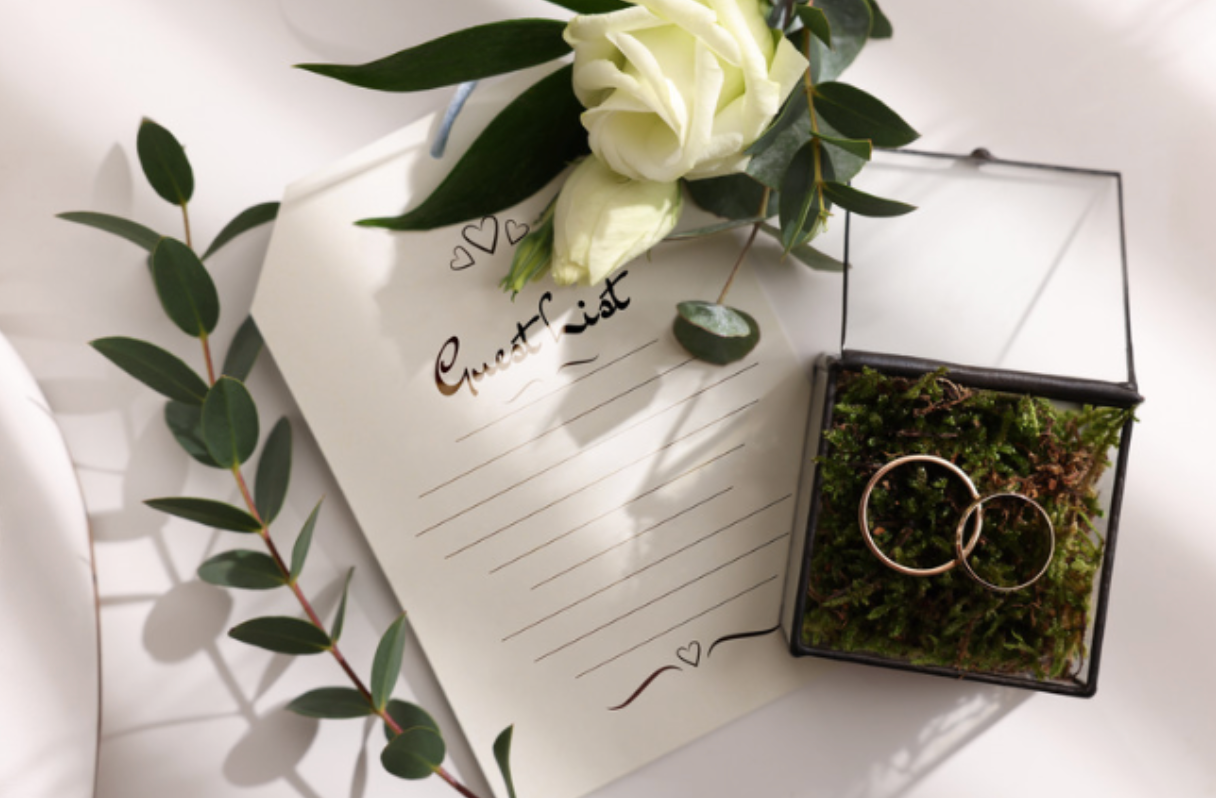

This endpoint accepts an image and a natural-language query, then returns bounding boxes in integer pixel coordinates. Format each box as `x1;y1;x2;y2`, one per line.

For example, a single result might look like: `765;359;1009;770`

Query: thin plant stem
181;202;193;250
715;187;771;305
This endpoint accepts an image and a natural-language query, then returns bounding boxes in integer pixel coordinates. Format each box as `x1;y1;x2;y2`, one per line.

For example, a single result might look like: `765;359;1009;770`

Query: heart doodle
676;641;702;668
505;219;530;246
462;215;499;254
450;246;475;271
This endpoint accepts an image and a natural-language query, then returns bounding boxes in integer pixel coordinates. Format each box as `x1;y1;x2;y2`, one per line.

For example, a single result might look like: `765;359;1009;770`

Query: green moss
801;368;1132;682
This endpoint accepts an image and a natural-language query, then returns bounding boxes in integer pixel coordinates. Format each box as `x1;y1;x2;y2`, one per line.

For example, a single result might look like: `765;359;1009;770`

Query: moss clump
801;368;1132;682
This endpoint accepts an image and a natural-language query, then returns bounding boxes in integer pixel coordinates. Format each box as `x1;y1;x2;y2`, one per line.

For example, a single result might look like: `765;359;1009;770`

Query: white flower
565;0;809;184
550;155;682;286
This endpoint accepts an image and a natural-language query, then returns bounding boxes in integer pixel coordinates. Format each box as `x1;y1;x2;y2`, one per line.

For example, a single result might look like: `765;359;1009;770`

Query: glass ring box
779;150;1142;696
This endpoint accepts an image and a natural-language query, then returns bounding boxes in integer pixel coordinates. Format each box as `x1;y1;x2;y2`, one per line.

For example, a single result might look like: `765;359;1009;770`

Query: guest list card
252;110;813;798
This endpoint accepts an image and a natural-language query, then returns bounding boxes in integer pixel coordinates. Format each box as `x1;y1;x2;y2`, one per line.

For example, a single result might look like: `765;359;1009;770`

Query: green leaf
297;20;571;92
198;549;285;590
815;132;872;161
869;0;894;38
371;614;409;711
760;224;847;271
822;181;916;216
331;567;355;643
255;417;292;524
151;237;220;337
359;65;588;230
665;217;765;241
228;616;331;655
816;116;870;184
290;499;323;582
57;211;162;252
807;0;872;83
797;6;833;48
137;118;194;206
202;201;279;260
164;400;222;467
381;727;445;781
778;141;833;251
500;197;556;297
221;316;264;381
684;173;773;221
145;497;263;533
201;377;260;468
814;82;919;147
542;0;629;12
91;337;208;404
746;91;811;190
494;726;518;798
672;302;761;366
382;699;441;743
287;687;374;719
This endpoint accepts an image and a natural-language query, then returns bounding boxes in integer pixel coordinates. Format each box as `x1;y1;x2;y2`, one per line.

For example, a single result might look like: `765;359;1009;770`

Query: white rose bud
565;0;809;184
550;155;682;287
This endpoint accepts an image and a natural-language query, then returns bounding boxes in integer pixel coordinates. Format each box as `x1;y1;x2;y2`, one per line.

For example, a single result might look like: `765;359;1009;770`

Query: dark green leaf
672;302;761;366
290;499;322;582
221;316;263;381
814;82;919;147
822;181;916;216
255;417;292;524
684;173;773;221
202;377;260;468
229;616;331;655
287;687;375;719
797;6;833;47
760;224;847;271
815;132;872;161
747;91;811;190
494;726;518;798
198;550;285;589
665;217;764;241
145;496;262;533
869;0;894;38
778;141;833;251
297;20;571;92
202;201;279;260
542;0;629;12
808;0;872;83
371;614;409;711
91;336;208;404
382;699;441;743
164;400;222;467
331;567;355;643
816;116;869;184
57;211;162;252
137;118;194;206
747;87;808;157
151;237;220;337
359;66;588;230
381;727;445;780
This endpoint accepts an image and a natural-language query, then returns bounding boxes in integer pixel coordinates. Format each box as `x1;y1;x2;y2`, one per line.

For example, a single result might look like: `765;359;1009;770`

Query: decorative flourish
676;641;702;667
462;215;499;255
450;246;475;271
606;665;682;712
707;624;781;658
557;355;599;373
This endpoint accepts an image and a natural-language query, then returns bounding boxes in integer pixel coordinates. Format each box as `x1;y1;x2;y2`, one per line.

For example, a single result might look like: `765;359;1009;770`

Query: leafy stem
803;29;830;237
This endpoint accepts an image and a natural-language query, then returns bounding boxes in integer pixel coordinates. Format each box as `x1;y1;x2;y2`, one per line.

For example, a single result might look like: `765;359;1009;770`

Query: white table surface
3;1;1214;797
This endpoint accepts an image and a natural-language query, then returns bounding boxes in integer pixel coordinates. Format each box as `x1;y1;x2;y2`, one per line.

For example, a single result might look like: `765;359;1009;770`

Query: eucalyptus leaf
164;400;222;467
684;173;773;221
815;116;869;184
201;377;260;468
746;92;811;190
494;726;518;798
672;302;761;366
222;316;264;381
797;6;833;47
137;118;194;206
331;567;355;643
807;0;872;84
202;201;279;260
760;224;847;271
91;337;208;405
815;132;872;161
778;141;833;251
814;82;919;148
255;417;292;524
822;181;916;216
56;211;161;252
371;614;409;711
145;496;262;533
151;237;220;337
198;549;285;590
665;217;765;241
228;616;331;655
298;20;571;92
382;699;441;743
358;65;588;230
381;727;445;781
290;499;323;582
287;687;374;719
542;0;629;12
869;0;894;38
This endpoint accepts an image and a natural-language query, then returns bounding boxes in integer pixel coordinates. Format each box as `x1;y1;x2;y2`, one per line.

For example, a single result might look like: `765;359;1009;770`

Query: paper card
252;112;813;798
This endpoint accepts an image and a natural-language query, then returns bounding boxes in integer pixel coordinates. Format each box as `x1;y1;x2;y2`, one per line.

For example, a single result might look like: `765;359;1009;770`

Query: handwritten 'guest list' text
252;114;815;798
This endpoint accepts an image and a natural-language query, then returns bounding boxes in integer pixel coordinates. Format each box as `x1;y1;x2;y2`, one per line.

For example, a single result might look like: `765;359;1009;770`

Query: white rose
550;155;682;286
565;0;809;184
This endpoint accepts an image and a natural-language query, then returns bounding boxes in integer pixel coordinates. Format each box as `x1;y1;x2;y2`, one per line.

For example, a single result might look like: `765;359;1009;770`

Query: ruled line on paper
455;339;659;443
488;444;745;575
418;397;758;539
503;493;792;642
534;531;789;664
574;575;779;679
